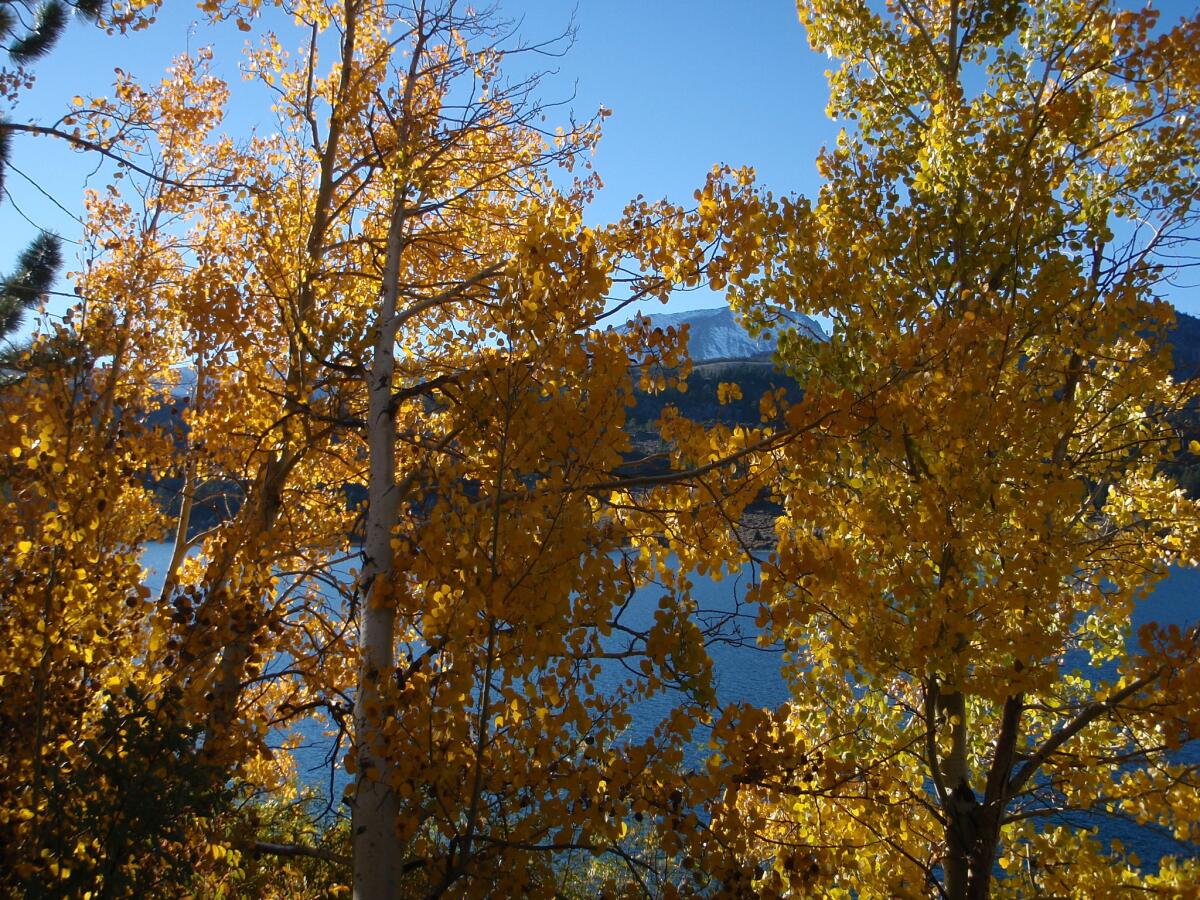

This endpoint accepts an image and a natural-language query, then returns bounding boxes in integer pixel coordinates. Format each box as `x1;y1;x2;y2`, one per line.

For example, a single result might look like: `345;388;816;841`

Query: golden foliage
714;0;1200;896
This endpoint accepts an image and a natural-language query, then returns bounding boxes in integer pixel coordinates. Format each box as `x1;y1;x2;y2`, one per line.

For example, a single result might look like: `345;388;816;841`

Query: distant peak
630;304;826;362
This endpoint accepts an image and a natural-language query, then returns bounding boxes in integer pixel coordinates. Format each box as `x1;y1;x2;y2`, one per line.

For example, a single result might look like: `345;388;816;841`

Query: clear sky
1;0;1195;331
0;0;831;331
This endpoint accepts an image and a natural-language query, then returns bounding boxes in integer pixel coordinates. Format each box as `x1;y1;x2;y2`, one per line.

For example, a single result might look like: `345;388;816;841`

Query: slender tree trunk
938;688;973;899
353;186;408;900
158;367;205;605
944;802;1003;900
200;455;293;737
938;689;1005;900
965;812;1002;900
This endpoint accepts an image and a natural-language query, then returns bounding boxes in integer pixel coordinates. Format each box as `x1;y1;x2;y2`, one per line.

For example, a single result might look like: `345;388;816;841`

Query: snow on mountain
634;305;826;362
158;306;827;399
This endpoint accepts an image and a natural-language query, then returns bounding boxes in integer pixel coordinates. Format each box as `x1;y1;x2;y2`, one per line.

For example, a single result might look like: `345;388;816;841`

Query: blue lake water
140;544;1199;865
138;544;791;781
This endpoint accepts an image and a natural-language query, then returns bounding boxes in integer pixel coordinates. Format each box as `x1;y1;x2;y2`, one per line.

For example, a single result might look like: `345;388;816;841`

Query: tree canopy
0;0;1198;898
725;0;1200;895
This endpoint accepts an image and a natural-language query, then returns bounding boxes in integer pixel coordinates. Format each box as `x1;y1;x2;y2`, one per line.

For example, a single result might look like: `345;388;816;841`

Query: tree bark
943;799;1003;900
352;185;408;900
964;812;1002;900
938;688;973;899
937;688;1011;900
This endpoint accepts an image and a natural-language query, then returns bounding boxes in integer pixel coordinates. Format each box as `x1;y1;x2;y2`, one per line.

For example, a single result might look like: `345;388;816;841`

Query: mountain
632;305;1200;375
621;304;822;435
635;305;826;362
1168;311;1200;381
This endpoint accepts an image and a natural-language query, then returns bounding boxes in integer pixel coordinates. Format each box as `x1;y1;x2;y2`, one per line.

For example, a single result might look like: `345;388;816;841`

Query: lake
138;543;792;777
140;543;1200;865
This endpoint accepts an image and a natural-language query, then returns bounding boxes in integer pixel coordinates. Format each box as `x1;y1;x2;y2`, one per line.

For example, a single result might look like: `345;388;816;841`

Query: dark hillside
1162;311;1200;495
134;307;1200;524
1167;311;1200;381
627;359;802;431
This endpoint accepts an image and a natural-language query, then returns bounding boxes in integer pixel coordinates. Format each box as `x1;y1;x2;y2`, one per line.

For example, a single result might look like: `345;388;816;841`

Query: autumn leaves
3;0;1200;897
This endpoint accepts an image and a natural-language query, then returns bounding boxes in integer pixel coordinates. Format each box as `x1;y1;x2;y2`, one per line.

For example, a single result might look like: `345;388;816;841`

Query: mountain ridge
633;305;826;362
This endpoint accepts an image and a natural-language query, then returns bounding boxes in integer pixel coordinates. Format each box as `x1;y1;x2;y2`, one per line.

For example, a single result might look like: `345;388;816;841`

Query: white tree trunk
353;186;407;900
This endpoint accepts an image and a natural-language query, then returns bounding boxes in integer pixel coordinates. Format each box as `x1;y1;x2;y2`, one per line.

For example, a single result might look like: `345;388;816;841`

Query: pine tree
0;1;104;64
0;2;105;348
0;230;59;334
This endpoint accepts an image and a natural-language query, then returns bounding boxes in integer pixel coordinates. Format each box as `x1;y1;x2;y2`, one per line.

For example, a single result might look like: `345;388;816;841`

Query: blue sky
0;1;834;330
1;0;1196;331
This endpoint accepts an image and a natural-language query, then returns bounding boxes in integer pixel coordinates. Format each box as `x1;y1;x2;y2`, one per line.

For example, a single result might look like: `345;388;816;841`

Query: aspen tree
724;0;1200;896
